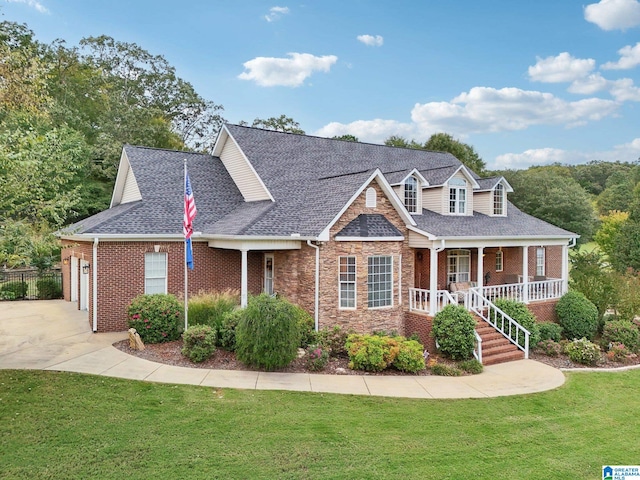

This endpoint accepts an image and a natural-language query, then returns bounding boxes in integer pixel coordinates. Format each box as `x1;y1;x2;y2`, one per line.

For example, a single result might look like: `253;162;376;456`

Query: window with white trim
404;176;418;213
339;256;356;308
145;252;167;294
449;178;467;214
495;250;503;272
367;256;393;308
447;249;470;284
493;184;504;215
536;247;545;277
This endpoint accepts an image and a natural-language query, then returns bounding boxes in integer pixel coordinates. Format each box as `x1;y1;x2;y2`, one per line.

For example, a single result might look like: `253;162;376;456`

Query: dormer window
493;184;504;215
404;176;418;213
449;178;467;215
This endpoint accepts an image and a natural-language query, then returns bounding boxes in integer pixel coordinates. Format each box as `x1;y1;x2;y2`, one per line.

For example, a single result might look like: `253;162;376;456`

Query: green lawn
1;370;639;479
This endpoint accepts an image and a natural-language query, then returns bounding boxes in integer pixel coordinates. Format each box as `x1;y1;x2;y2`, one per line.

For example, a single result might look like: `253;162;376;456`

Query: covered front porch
407;239;570;316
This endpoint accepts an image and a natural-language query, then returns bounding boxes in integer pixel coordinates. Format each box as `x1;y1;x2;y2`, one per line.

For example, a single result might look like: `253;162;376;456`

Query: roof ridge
318;169;374;181
124;144;211;156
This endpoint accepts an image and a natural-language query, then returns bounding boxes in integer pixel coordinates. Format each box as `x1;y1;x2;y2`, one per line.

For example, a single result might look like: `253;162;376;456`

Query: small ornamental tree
555;291;599;340
432;304;476;360
235;294;301;370
127;294;183;344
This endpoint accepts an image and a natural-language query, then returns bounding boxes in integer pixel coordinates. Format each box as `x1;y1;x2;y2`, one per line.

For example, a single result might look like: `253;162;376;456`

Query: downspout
92;237;99;332
307;240;320;332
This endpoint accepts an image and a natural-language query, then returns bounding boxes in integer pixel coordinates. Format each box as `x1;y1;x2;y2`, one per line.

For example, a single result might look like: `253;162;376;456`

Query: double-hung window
449;178;467;214
404;176;418;213
367;256;393;308
493;184;504;215
447;249;470;284
339;256;356;308
145;252;167;294
536;248;545;277
495;250;503;272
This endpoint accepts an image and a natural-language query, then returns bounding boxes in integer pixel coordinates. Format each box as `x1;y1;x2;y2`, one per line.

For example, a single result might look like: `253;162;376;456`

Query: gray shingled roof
61;125;576;240
336;214;403;238
476;177;502;191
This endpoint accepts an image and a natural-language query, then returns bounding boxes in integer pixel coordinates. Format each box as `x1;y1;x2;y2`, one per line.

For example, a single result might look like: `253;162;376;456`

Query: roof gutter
92;237;98;332
306;240;320;332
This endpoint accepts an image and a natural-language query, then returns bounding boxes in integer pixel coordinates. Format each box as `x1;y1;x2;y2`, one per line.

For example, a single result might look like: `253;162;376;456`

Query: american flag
184;167;197;269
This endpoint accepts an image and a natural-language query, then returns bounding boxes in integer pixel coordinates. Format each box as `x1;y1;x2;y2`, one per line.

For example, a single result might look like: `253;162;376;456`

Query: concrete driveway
0;300;567;398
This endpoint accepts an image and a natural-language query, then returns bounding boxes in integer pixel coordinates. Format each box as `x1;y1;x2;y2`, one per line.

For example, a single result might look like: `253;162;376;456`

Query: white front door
79;260;89;311
264;254;274;295
70;256;78;302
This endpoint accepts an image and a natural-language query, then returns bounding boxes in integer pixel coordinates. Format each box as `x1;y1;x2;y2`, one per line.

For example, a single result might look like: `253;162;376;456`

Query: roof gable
110;149;141;207
335;214;404;241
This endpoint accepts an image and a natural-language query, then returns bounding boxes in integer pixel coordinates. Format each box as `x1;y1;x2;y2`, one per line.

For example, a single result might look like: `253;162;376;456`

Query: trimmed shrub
217;309;243;351
305;344;329;371
316;325;350;357
430;363;462;376
0;281;28;300
188;290;239;329
235;294;301;370
345;334;400;372
564;338;601;365
459;359;483;374
555;291;599;340
606;343;637;363
432;304;476;360
294;305;316;348
393;340;426;373
181;325;216;363
127;294;183;344
36;278;62;299
601;320;640;353
493;299;539;348
536;339;563;357
537;322;563;344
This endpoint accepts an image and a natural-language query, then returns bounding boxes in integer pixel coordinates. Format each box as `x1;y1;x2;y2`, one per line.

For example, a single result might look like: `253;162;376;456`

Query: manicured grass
1;370;639;479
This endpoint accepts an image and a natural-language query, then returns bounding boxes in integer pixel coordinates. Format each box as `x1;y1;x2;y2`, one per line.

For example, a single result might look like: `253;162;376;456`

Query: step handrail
468;287;530;359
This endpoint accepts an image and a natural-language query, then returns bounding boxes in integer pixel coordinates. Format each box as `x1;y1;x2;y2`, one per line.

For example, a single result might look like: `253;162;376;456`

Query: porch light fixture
82;264;90;274
63;257;70;265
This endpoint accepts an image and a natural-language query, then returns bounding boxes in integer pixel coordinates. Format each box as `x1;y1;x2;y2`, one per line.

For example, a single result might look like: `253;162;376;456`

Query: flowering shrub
345;334;426;373
606;342;637;364
316;325;350;357
536;339;563;357
182;325;216;363
564;338;601;365
127;294;183;344
601;320;640;353
305;344;329;371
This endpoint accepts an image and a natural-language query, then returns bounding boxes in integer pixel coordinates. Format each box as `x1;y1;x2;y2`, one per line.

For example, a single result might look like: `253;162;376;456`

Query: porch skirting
526;300;558;323
404;311;436;353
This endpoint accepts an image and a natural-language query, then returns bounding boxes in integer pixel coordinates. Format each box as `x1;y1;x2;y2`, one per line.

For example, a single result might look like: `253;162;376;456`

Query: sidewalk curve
0;300;566;399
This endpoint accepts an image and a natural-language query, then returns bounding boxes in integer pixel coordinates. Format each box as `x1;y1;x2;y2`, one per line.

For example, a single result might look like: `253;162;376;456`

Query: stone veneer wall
61;240;262;332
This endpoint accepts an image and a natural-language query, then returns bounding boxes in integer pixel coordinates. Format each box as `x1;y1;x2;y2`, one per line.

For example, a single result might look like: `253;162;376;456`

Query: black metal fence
0;269;63;301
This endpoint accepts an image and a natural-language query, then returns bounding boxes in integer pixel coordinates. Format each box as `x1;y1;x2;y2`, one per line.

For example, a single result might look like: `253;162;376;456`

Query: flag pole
184;159;188;332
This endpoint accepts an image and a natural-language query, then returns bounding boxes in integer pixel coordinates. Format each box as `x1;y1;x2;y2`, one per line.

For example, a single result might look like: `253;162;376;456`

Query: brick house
59;125;577;364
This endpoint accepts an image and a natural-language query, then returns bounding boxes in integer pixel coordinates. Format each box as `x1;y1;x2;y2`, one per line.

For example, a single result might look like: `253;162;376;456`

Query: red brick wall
404;312;436;352
528;300;559;323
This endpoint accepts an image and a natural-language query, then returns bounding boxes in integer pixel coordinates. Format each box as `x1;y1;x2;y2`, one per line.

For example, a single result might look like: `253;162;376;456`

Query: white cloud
357;35;384;47
567;73;610;94
609;78;640;101
528;52;596;83
584;0;640;30
264;6;289;22
602;42;640;69
238;53;337;87
494;137;640;169
315;87;620;144
5;0;49;13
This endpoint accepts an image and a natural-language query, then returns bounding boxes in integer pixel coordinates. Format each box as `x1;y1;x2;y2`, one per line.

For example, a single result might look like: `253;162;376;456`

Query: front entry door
264;254;274;295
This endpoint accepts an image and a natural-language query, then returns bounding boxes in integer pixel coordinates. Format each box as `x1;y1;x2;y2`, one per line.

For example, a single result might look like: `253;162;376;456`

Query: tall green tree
245;115;305;134
609;185;640;272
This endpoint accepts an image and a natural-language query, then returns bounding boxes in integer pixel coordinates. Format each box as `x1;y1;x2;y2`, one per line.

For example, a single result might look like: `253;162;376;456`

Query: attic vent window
366;187;377;208
449;178;467;215
493;184;504;215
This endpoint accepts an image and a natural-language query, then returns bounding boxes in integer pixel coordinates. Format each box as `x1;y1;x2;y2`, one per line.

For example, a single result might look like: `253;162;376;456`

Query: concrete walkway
0;300;566;399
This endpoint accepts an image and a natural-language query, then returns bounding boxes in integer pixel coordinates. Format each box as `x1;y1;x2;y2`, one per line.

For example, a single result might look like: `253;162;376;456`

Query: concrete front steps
475;319;525;366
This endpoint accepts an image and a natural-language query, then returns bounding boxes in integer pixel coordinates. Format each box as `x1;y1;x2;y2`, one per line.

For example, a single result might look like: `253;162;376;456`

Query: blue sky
3;0;640;170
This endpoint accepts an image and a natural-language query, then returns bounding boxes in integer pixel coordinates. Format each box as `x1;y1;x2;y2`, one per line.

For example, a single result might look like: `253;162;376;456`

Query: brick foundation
404;311;436;353
527;300;559;323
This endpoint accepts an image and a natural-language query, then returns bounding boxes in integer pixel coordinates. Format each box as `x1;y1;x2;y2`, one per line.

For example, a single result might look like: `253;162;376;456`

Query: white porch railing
468;288;530;359
481;278;564;304
527;278;564;301
409;288;456;314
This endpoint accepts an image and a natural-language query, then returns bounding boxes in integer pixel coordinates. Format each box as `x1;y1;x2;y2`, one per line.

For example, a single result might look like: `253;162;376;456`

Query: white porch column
522;246;529;304
561;243;569;294
477;247;484;288
240;249;248;308
429;247;439;316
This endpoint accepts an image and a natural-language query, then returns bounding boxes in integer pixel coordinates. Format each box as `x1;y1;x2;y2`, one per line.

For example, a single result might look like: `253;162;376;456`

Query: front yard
2;369;639;479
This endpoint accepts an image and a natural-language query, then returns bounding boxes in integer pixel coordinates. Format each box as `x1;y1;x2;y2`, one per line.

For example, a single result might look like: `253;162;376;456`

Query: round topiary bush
127;294;183;344
493;299;539;347
555;291;599;340
235;294;302;370
181;324;216;362
432;304;476;360
601;320;640;353
537;322;563;344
